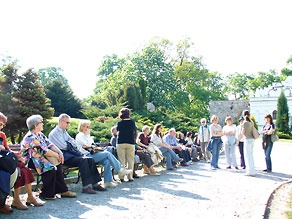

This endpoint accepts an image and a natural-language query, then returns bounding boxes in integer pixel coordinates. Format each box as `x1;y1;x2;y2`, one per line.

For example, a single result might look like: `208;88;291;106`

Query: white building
250;76;292;128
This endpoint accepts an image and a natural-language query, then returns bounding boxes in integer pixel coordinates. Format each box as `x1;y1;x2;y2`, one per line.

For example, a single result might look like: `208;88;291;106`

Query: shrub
277;131;292;139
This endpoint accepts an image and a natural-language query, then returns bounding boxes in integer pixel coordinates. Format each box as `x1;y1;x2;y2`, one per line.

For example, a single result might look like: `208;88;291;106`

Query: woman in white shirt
75;120;132;188
222;117;238;169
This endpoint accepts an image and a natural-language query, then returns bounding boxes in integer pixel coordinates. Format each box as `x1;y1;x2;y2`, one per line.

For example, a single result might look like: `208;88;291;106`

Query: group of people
0;108;276;214
206;110;275;177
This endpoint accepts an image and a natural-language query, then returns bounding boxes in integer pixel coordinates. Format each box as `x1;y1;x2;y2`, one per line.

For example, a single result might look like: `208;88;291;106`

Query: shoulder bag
0;150;18;174
271;133;279;142
252;125;260;139
66;141;83;156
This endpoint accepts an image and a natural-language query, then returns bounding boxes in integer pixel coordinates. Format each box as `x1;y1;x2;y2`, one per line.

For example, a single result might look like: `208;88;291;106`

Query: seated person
177;132;196;164
75;120;132;188
0;169;18;214
106;126;118;157
22;115;77;200
163;128;191;166
136;126;160;176
49;114;106;194
150;124;182;170
137;125;163;166
184;131;202;161
0;112;43;210
192;132;203;160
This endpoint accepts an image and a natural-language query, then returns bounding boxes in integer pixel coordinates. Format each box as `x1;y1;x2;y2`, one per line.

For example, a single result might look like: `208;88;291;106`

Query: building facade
250;76;292;129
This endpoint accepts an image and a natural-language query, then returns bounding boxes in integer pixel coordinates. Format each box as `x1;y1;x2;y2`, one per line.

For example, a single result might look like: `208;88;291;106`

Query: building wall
209;100;249;126
250;95;292;129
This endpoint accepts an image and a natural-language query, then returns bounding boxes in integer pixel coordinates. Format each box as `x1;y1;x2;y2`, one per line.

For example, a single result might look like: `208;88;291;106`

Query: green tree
224;73;254;100
46;80;84;118
276;91;290;134
0;63;20;142
12;69;54;142
281;55;292;76
38;67;68;86
119;82;143;110
247;71;281;92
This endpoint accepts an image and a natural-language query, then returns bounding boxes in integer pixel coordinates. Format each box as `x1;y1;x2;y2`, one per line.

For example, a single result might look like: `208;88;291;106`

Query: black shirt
117;119;136;144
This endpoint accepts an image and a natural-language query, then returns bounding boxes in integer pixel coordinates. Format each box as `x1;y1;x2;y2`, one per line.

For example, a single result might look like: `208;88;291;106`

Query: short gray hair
26;115;43;131
58;113;70;123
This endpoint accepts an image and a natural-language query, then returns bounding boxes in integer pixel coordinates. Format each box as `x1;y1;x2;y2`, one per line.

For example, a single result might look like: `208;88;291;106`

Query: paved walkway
2;140;292;219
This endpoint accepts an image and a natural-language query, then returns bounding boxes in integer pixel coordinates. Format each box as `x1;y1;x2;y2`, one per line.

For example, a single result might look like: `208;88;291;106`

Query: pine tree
276;91;290;134
45;80;84;118
12;69;54;142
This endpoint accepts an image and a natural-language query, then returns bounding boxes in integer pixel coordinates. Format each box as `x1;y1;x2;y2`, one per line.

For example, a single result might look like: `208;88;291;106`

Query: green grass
278;139;292;144
285;188;292;218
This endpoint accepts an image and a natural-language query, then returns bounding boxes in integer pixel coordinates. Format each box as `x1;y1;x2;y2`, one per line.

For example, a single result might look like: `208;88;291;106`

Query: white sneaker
104;182;117;188
118;168;132;176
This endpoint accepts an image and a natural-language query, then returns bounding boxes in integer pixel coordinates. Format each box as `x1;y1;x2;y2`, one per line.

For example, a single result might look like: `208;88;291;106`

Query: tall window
273;110;277;120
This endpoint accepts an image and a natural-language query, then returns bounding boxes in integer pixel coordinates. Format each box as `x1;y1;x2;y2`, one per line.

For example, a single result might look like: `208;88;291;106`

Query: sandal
11;201;28;210
26;198;44;207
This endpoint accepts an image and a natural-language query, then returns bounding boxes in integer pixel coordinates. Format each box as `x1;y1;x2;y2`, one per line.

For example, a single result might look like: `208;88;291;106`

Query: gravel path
2;140;292;219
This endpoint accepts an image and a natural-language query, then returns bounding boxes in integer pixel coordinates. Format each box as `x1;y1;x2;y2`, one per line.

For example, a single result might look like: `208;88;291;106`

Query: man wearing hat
236;116;246;169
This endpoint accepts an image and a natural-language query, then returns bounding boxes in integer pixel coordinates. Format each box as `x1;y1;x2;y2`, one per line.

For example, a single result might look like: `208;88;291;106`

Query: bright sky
1;0;292;98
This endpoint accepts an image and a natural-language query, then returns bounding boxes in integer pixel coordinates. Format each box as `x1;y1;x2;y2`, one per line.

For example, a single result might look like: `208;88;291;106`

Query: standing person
150;124;182;170
241;110;256;176
208;115;223;170
0;112;43;210
22;115;77;200
222;117;238;169
236;116;246;169
75;120;132;188
261;114;275;173
116;108;136;182
198;118;211;162
49;114;106;194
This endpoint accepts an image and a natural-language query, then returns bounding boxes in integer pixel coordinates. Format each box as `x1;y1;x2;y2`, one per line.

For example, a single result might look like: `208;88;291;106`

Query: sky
1;0;292;98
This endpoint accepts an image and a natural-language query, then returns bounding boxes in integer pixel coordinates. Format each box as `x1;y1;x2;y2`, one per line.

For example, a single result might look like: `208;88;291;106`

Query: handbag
271;133;279;142
0;150;18;174
45;156;61;166
87;146;104;154
252;125;259;139
66;141;83;156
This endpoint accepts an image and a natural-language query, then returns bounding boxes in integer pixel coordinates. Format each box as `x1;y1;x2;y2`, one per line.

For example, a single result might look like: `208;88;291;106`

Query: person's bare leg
25;184;43;206
12;187;28;210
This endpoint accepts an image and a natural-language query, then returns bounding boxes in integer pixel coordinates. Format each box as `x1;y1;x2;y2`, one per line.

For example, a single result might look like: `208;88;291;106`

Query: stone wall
209;100;250;126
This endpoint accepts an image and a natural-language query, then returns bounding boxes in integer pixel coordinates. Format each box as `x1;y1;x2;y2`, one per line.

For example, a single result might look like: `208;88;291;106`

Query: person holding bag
0;112;18;214
22;114;77;200
75;119;132;188
241;110;256;177
261;114;275;173
49;113;106;194
0;112;42;211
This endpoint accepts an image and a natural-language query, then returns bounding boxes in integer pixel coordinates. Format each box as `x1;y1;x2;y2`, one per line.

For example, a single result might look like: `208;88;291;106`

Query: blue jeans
87;151;122;183
159;147;179;169
209;137;222;168
264;142;273;171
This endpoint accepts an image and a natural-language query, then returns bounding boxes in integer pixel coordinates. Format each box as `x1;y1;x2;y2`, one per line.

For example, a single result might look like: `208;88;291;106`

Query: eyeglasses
0;123;6;127
37;121;43;125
